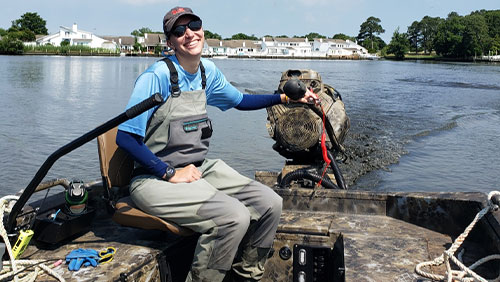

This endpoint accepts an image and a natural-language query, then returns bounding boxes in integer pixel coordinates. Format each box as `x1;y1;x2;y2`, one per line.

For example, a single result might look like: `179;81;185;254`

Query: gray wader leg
130;159;282;282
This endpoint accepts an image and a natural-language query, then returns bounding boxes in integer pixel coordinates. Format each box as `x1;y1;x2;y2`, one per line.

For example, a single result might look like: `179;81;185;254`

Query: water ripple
396;78;500;91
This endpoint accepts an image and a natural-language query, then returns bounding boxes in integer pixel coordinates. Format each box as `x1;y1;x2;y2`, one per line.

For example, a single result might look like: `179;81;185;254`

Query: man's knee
226;206;251;238
268;192;282;221
259;185;282;221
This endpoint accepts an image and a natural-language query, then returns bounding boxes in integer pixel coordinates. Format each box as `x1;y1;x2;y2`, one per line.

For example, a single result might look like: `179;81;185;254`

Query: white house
101;36;135;52
203;39;227;56
203;39;261;56
142;33;167;53
344;40;370;57
261;37;312;57
203;37;370;58
36;23;117;50
312;38;370;57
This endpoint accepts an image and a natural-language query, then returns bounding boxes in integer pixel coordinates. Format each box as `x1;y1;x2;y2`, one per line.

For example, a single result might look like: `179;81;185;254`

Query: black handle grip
283;78;307;100
491;194;500;206
125;93;163;119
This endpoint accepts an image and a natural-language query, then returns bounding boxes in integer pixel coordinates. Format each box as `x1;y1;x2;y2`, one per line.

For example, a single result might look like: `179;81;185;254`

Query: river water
0;55;499;198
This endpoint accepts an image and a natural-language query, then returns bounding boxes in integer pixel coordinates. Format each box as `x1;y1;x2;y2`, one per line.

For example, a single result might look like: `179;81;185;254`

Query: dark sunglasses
171;20;203;37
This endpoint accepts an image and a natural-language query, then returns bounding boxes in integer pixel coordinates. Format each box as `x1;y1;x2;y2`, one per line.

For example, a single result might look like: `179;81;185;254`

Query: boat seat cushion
112;196;193;236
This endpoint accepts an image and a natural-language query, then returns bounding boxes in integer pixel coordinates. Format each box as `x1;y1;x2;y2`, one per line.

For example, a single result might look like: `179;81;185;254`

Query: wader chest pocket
163;116;212;167
183;118;212;139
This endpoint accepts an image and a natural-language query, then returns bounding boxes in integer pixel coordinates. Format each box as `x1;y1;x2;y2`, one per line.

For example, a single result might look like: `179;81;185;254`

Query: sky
1;0;498;43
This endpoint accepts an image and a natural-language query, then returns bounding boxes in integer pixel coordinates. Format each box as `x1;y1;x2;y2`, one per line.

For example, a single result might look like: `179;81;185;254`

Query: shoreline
21;52;369;60
384;55;500;63
17;52;499;63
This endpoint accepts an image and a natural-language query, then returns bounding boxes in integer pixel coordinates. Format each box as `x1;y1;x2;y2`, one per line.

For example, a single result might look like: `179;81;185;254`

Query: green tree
419;16;443;54
360;36;386;53
488;35;500;53
131;27;153;37
154;44;164;54
133;36;142;51
204;30;222;40
471;9;500;54
60;40;70;47
433;11;491;58
387;27;409;59
302;32;326;41
8;30;35;42
0;35;24;54
0;28;7;36
133;42;142;52
482;10;500;38
357;16;385;51
433;12;466;57
11;12;48;35
462;13;489;57
407;21;421;53
228;33;258;40
376;36;387;49
380;45;388;57
332;33;356;41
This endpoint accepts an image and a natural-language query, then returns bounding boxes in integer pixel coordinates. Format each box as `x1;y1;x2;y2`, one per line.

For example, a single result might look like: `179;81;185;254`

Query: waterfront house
312;38;371;58
35;23;117;50
223;40;262;56
203;39;261;57
261;37;312;57
142;33;166;53
344;39;370;57
203;39;227;56
313;38;348;56
102;36;135;53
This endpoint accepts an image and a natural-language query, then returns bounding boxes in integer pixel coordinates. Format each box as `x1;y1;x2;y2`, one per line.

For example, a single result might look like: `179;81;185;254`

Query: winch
266;69;350;163
266;69;350;189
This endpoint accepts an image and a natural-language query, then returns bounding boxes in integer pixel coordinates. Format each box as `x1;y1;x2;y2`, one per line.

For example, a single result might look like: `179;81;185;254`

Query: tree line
2;10;499;59
387;9;500;59
0;12;48;54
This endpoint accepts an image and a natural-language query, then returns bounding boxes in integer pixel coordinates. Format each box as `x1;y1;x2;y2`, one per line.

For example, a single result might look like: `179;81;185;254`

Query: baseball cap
163;7;201;37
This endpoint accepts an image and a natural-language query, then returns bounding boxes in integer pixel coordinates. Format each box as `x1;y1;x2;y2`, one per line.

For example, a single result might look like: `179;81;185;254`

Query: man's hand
293;88;320;105
165;164;201;183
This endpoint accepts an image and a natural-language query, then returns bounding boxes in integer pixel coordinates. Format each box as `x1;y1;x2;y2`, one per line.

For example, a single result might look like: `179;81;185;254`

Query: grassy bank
384;52;438;60
23;45;120;56
383;52;498;62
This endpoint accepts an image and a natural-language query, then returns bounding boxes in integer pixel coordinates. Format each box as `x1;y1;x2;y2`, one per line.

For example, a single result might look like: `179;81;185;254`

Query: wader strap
200;62;206;90
162;58;207;96
163;58;181;97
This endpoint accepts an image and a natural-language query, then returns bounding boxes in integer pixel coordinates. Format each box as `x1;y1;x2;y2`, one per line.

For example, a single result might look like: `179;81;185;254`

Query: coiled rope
415;191;500;282
0;196;66;282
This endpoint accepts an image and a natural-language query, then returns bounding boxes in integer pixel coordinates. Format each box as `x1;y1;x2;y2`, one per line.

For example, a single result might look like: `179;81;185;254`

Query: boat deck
10;185;500;282
262;210;453;281
334;211;495;281
21;210;454;282
332;211;449;281
21;219;180;282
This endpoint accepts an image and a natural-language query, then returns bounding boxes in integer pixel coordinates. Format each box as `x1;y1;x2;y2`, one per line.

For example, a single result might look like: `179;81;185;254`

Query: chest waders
129;58;282;282
143;58;211;168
